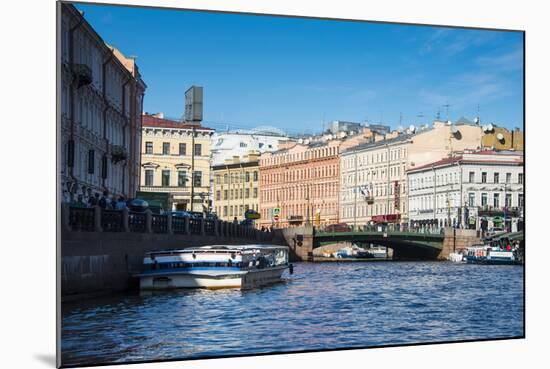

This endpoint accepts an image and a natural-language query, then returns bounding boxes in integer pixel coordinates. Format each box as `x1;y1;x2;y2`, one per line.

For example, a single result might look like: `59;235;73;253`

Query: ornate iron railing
68;207;95;231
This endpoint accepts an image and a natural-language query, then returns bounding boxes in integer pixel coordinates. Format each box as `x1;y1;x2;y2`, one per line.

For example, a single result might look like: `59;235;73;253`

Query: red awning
371;214;401;223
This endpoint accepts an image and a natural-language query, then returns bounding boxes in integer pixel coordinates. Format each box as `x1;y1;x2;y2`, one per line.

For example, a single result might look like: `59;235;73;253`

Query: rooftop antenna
443;102;451;121
399;112;403;126
436;108;441;121
322;112;326;132
417;112;425;125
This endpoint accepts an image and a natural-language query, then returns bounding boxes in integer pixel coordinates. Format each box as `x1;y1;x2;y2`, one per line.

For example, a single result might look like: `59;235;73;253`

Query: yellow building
212;152;260;223
481;126;523;151
140;113;214;212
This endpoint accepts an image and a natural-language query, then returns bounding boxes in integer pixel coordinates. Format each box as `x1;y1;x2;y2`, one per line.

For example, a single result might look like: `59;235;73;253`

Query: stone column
61;203;71;232
145;209;153;234
94;205;102;232
200;218;206;236
214;220;220;236
184;216;190;235
122;207;129;232
166;212;173;235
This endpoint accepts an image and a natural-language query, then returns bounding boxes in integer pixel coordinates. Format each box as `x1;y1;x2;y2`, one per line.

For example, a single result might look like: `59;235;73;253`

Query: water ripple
62;261;524;366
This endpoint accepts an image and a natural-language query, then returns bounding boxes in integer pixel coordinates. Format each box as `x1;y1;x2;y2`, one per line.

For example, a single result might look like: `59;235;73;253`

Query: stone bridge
280;224;481;261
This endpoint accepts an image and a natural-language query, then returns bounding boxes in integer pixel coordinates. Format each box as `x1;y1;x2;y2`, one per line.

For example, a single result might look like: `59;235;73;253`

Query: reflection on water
62;262;524;366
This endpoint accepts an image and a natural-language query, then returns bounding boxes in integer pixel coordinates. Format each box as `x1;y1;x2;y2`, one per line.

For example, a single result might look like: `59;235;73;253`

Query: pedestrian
506;244;512;251
71;194;87;208
115;196;126;210
98;190;109;209
233;217;238;224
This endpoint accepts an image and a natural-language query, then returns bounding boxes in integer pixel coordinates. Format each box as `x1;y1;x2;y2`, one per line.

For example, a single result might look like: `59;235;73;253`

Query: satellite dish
409;124;416;133
474;117;480;124
304;139;310;145
298;138;303;144
496;133;505;141
447;120;452;125
339;131;347;138
482;124;488;132
487;123;494;132
451;125;459;134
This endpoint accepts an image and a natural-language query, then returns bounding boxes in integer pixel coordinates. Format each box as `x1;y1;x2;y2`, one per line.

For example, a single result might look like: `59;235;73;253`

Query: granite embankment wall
60;205;286;299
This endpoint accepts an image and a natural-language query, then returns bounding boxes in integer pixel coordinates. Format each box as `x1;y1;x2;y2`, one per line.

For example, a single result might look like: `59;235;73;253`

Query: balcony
111;145;128;163
73;64;93;88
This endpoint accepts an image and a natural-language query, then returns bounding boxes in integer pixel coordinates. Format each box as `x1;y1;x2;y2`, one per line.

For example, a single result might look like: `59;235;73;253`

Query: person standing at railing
115;196;126;210
89;193;99;207
70;194;87;208
98;190;111;209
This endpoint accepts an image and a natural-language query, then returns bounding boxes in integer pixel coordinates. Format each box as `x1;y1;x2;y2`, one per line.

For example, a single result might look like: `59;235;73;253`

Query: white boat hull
139;267;287;290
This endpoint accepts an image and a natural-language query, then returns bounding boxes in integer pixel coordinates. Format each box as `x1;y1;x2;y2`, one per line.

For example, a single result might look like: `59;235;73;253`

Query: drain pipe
121;75;131;197
68;14;84;186
101;49;115;191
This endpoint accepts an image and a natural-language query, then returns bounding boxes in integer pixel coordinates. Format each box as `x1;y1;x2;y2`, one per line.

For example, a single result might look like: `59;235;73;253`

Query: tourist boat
366;246;388;259
447;252;465;263
138;245;290;290
464;244;520;265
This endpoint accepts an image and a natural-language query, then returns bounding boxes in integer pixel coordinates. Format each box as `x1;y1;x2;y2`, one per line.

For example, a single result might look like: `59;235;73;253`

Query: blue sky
75;2;524;135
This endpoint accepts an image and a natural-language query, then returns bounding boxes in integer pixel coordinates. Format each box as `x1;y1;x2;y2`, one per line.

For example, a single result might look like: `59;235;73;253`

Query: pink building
259;129;373;228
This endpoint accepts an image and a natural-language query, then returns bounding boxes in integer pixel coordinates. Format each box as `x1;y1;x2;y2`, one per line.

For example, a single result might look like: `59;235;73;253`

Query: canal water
61;261;524;366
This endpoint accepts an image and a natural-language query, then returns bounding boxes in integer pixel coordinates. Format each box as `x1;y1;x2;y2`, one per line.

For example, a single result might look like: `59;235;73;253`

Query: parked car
487;227;506;236
148;205;165;215
187;211;204;219
171;211;191;218
205;213;218;220
324;223;352;232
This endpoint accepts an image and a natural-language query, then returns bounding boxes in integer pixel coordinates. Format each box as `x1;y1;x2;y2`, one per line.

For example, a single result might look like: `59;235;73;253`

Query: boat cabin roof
145;244;288;257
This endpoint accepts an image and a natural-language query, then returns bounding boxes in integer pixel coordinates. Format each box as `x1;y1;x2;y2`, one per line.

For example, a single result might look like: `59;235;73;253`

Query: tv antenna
436;108;441;121
443;102;451;120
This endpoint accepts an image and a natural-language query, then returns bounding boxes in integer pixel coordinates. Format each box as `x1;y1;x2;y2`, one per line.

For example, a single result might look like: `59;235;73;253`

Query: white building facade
210;127;290;166
407;150;524;232
340;135;411;228
60;3;146;202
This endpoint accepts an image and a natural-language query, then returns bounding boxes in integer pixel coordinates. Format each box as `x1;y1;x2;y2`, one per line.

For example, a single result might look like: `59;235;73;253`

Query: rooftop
142;114;214;131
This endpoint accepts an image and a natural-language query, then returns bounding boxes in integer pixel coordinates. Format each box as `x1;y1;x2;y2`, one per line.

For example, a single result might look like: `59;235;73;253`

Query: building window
240;142;247;147
468;193;475;207
469;171;475;183
223;190;228;200
224;174;228;184
494;172;500;184
506;173;512;183
194;143;202;156
253;171;258;181
493;193;499;208
505;193;512;208
518;194;524;208
216;175;221;184
253;188;258;198
216;191;221;201
145;169;154;186
179;143;186;156
162;170;170;186
223;206;227;216
145;141;153;154
67;140;75;168
88;150;95;174
245;188;250;198
481;172;487;183
101;155;108;179
481;193;487;206
178;171;187;187
193;171;202;187
518;173;523;184
162;142;170;155
245;172;250;182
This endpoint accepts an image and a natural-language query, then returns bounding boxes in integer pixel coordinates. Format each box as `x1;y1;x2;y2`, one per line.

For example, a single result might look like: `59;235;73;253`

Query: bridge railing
316;224;445;236
62;204;269;242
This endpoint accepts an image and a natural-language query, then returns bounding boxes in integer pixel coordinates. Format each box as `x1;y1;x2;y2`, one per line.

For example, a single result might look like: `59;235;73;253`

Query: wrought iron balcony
73;64;93;88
